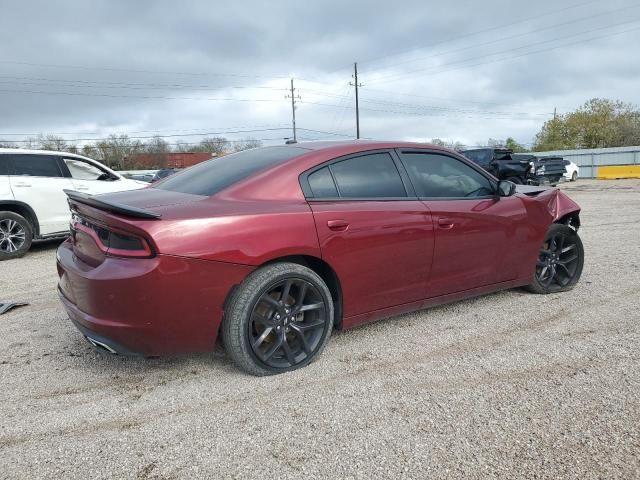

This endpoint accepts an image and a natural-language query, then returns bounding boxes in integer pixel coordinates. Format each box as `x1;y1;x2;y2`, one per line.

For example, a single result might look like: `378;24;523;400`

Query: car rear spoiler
64;190;161;219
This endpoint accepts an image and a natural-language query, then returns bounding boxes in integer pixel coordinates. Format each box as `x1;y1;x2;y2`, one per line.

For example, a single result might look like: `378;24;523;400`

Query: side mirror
497;180;516;197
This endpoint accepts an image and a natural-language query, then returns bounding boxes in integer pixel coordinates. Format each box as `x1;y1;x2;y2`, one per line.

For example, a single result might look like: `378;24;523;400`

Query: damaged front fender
515;184;581;230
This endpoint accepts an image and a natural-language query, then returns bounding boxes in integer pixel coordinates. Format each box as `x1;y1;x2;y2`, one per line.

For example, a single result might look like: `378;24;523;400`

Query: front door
396;149;529;297
8;154;74;235
62;157;123;195
304;151;435;318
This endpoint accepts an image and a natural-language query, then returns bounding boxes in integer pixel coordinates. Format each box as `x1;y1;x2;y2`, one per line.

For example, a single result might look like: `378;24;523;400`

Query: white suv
0;149;145;260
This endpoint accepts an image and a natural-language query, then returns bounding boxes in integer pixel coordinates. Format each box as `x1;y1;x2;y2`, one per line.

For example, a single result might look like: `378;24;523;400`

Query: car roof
0;147;99;162
291;140;444;151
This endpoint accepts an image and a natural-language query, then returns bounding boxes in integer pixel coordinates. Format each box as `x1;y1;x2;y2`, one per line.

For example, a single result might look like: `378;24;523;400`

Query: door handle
327;220;349;231
75;186;90;191
13;183;31;187
437;217;454;229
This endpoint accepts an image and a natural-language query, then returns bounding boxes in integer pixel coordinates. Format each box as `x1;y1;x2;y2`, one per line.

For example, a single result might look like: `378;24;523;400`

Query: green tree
533;98;640;151
504;137;528;153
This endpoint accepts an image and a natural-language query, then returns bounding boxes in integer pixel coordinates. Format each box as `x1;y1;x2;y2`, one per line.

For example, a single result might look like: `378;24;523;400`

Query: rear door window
11;155;64;177
329;152;407;198
308;167;338;198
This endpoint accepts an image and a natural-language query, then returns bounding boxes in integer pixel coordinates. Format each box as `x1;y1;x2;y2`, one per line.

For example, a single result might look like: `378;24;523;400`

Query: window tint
0;155;9;175
156;146;309;196
64;158;105;180
400;152;494;198
462;149;492;166
308;167;338;198
330;153;406;198
11;155;63;177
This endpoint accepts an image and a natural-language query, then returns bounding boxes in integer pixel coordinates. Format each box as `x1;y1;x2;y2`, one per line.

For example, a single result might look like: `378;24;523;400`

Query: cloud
1;0;639;148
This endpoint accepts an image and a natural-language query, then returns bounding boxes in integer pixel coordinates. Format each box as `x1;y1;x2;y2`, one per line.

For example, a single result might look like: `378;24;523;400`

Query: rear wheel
526;224;583;294
571;171;578;182
222;262;334;376
0;211;32;261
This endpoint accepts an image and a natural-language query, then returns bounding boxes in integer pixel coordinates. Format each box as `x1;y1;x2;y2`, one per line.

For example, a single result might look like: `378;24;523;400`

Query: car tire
525;224;584;294
506;176;523;184
571;171;578;182
222;262;334;376
0;211;33;261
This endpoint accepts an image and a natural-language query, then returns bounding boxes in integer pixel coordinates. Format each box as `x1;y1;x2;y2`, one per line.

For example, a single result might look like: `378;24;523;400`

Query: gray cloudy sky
1;0;639;149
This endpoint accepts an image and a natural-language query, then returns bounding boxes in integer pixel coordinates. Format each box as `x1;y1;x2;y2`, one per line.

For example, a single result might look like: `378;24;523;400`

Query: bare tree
232;137;262;152
40;135;68;151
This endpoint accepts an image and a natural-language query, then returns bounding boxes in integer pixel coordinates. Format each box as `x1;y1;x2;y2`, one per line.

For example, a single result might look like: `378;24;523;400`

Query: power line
324;0;603;75
2;128;293;144
0;87;290;103
371;3;640;72
0;59;288;80
297;128;353;138
0;123;290;137
387;22;640;82
298;100;551;121
299;88;553;116
369;18;640;83
5;137;291;149
0;127;353;144
0;75;288;92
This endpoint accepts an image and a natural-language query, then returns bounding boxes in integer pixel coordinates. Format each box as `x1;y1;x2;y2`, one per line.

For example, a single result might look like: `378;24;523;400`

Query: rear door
8;154;74;235
302;150;435;318
397;149;530;297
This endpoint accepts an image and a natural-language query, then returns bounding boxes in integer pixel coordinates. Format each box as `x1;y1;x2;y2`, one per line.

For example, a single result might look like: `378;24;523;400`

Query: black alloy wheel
222;262;334;376
249;278;327;369
527;223;584;294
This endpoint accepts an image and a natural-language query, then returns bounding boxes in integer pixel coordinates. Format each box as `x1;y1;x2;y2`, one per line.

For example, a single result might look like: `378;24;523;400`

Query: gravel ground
1;179;639;479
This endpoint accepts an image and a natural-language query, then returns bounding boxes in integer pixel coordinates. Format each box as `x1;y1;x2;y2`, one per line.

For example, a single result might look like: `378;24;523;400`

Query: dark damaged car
460;148;567;186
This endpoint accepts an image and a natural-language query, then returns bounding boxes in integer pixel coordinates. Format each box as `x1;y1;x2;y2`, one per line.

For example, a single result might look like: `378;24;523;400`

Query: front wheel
222;262;334;376
525;224;584;294
571;171;578;182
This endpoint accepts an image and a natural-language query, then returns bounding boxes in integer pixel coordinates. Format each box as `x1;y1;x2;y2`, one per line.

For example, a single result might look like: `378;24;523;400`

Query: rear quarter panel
134;199;321;265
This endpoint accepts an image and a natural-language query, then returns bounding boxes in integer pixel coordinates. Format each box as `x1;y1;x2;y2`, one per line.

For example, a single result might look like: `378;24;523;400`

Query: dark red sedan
56;141;584;375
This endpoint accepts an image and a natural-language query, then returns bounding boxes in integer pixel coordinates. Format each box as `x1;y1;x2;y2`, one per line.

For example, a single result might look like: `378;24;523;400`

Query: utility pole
285;78;300;142
553;107;558;147
349;62;363;139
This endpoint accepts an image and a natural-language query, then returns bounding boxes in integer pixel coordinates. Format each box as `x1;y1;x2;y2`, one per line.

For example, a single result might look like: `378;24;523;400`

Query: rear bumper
59;290;142;355
56;238;254;356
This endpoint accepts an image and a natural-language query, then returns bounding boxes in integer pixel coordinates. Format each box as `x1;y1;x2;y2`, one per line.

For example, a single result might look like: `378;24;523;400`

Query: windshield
155;146;309;196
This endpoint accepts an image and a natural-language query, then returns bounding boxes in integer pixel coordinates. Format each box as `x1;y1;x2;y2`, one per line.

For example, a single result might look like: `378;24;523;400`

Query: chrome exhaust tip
85;336;118;354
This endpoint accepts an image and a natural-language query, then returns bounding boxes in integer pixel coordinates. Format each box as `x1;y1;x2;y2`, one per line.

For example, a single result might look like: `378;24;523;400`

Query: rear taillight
71;216;153;258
